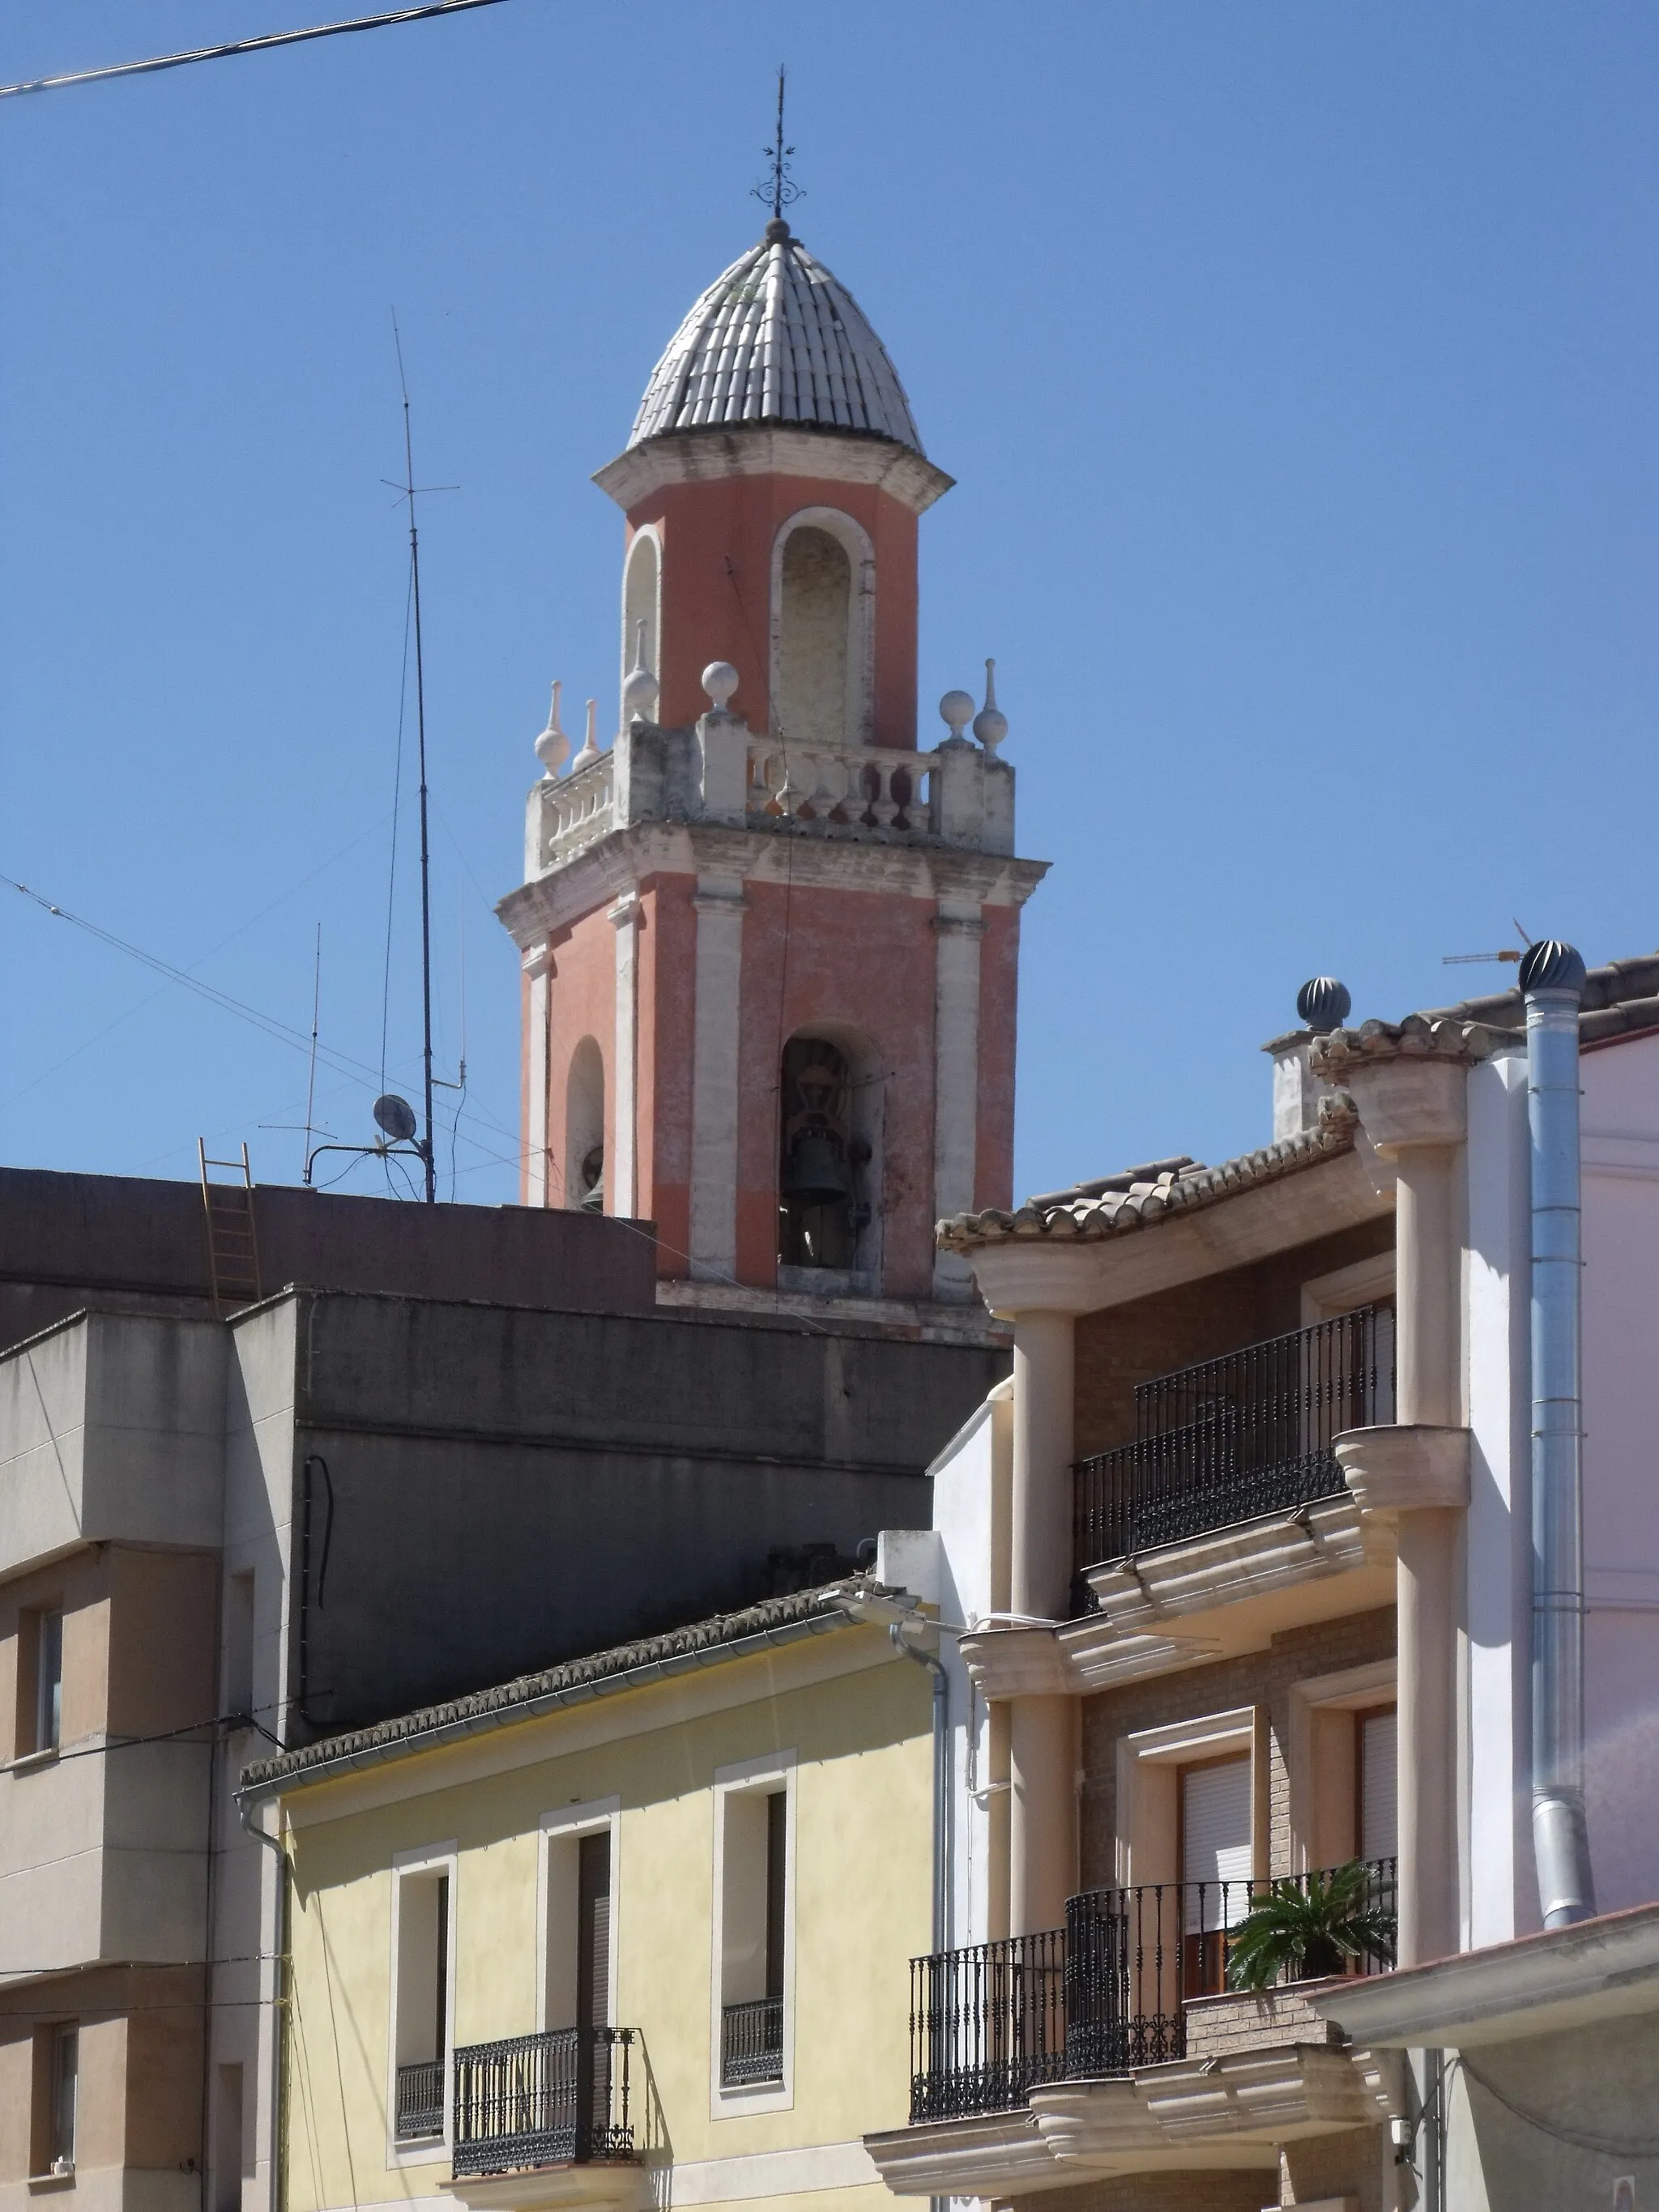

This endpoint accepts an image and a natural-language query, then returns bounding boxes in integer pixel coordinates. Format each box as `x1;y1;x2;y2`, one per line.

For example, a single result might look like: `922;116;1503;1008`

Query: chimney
1263;977;1351;1140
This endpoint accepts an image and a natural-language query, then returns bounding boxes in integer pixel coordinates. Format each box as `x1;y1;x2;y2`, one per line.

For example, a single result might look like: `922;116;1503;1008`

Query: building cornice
497;821;1048;947
594;426;955;517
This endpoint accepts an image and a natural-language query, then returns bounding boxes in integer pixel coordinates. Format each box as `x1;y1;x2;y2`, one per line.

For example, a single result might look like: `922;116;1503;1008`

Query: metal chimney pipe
1520;938;1596;1929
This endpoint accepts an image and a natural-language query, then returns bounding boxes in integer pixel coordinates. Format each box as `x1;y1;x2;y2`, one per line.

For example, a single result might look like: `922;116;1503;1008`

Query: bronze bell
781;1130;852;1205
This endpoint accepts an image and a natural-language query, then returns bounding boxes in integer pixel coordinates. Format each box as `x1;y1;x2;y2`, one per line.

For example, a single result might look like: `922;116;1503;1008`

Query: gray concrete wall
280;1290;1007;1730
1444;2014;1659;2210
0;1168;657;1352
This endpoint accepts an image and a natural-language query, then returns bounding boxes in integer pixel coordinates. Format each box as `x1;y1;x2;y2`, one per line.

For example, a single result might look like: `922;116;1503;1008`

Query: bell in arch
781;1127;852;1206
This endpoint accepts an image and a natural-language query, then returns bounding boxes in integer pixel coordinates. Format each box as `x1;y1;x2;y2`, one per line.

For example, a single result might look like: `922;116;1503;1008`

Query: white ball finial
535;679;569;777
972;657;1008;754
622;618;660;726
938;688;975;742
570;698;602;773
702;660;740;711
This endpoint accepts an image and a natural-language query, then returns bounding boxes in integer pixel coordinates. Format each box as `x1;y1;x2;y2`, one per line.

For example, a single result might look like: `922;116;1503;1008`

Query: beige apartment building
865;953;1659;2212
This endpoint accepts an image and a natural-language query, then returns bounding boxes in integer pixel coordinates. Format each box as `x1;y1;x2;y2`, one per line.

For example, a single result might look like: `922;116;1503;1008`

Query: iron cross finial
752;63;802;223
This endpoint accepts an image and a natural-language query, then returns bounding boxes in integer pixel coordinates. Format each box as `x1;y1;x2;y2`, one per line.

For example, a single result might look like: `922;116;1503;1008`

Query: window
1179;1757;1252;1994
36;1612;63;1754
716;1783;790;2092
392;1866;451;2144
712;1760;794;2107
778;1037;864;1271
1358;1707;1398;1863
33;2022;77;2176
621;531;660;726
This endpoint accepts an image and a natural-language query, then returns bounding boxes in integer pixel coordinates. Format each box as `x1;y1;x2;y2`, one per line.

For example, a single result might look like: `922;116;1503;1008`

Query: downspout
889;1620;951;1955
1520;939;1596;1929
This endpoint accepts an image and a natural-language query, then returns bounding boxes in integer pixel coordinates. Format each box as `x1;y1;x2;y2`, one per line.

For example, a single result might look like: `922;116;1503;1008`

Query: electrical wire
0;0;516;101
1457;2052;1659;2161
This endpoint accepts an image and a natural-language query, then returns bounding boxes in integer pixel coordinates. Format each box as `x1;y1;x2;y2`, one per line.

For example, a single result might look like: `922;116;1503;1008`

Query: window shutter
1181;1758;1252;1930
1360;1709;1398;1862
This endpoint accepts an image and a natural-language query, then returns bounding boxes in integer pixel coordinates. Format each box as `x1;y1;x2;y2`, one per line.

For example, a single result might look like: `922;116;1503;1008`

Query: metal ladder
198;1140;262;1315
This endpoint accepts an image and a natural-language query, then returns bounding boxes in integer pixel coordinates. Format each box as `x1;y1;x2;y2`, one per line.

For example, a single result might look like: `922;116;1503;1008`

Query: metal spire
752;64;802;223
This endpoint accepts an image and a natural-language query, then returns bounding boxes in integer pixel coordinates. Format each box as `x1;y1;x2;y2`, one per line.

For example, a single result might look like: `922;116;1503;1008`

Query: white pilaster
523;944;552;1208
608;893;640;1219
689;876;747;1281
932;902;986;1300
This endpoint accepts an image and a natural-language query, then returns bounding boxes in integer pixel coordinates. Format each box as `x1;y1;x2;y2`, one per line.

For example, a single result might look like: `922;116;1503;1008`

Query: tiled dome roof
629;221;924;454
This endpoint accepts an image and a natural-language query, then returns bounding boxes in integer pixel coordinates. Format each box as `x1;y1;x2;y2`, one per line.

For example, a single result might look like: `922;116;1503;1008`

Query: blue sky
2;1;1656;1206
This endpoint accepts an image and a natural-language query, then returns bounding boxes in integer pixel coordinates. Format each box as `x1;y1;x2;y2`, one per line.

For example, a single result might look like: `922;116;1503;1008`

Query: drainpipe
831;1589;950;1954
1520;939;1596;1929
237;1796;290;2212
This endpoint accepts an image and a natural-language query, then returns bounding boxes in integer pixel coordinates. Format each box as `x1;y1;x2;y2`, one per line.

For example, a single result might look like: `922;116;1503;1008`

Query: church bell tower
497;215;1047;1325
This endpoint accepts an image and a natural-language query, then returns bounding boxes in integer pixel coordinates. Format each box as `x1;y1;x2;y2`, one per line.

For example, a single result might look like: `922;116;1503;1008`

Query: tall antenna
390;314;439;1204
752;64;802;221
302;923;322;1179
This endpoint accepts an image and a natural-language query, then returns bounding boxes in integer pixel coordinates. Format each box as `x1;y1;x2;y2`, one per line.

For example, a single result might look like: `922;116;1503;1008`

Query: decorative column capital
521;944;553;982
1310;1017;1512;1155
607;891;641;931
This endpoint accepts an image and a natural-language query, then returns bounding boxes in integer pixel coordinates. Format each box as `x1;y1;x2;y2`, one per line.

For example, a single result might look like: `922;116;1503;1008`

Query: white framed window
537;1798;621;2033
710;1752;795;2116
32;2022;78;2177
1286;1660;1398;1873
386;1844;457;2163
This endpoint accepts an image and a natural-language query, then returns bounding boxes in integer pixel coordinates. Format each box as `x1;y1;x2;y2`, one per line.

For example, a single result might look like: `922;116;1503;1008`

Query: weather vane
752;63;803;221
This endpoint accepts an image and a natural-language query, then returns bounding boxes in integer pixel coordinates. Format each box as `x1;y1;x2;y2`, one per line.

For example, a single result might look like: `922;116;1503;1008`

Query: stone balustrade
744;739;935;836
538;752;616;868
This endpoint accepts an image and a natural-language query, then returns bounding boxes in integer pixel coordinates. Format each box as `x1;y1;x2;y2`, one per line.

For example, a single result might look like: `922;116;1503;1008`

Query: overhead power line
0;0;514;102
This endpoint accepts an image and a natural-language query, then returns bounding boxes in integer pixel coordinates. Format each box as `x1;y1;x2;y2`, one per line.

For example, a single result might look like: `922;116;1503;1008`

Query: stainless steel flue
1521;938;1596;1929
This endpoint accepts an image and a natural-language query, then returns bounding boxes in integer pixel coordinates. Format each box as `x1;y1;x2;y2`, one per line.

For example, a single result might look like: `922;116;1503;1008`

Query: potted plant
1224;1861;1397;1991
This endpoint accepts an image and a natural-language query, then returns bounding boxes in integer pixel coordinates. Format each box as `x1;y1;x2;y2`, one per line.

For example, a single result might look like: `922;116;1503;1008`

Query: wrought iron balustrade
908;1926;1067;2124
1064;1860;1398;2078
394;2058;444;2142
1073;1304;1395;1591
451;2027;637;2176
720;1995;785;2086
906;1862;1396;2122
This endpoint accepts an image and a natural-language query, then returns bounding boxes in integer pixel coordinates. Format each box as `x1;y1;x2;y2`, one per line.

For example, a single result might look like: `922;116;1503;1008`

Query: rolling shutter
1360;1709;1398;1862
1182;1758;1252;1929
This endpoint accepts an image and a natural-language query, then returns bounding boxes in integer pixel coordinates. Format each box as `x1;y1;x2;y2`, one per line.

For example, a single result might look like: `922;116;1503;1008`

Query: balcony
907;1862;1397;2125
450;2027;640;2177
720;1995;784;2086
1073;1306;1394;1602
394;2058;444;2142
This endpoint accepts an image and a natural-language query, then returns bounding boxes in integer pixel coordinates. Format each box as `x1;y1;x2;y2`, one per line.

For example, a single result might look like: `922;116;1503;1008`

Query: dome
629;222;924;455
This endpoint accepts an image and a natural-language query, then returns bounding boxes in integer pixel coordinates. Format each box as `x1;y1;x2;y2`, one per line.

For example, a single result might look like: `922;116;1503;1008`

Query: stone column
1009;1307;1077;1934
523;944;552;1208
608;893;640;1219
931;902;986;1302
1322;1037;1476;1969
689;876;747;1281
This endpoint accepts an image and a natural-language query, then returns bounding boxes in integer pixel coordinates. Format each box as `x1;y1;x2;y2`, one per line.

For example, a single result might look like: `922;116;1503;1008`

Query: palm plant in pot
1224;1860;1397;1991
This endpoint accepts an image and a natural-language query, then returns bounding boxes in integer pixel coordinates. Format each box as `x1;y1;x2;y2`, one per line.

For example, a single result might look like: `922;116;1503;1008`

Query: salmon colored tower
498;215;1047;1329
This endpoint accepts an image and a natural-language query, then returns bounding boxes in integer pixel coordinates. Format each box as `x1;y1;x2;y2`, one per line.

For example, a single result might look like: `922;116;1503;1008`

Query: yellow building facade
238;1586;935;2212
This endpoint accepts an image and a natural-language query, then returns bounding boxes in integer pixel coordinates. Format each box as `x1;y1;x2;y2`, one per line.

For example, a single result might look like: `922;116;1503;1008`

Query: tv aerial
304;1093;429;1189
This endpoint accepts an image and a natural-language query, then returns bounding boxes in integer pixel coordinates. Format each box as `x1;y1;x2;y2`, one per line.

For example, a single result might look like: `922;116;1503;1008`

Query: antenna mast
392;317;437;1204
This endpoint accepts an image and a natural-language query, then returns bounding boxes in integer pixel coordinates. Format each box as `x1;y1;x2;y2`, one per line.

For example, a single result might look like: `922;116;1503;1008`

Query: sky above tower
2;2;1657;1202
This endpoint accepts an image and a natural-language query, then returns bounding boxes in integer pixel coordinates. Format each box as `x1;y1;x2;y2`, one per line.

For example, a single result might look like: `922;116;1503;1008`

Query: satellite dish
373;1093;418;1144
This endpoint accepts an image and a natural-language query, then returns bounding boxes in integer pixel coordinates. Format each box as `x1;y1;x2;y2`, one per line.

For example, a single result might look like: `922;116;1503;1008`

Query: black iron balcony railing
451;2027;637;2176
908;1861;1397;2124
908;1926;1066;2125
394;2058;445;2142
1073;1305;1395;1594
720;1995;785;2086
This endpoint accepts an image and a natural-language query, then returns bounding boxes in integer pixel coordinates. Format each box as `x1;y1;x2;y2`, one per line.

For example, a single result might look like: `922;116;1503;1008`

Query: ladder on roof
198;1140;262;1315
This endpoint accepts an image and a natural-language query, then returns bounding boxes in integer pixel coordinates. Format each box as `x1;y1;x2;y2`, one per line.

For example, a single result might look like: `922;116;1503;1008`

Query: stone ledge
863;2107;1064;2198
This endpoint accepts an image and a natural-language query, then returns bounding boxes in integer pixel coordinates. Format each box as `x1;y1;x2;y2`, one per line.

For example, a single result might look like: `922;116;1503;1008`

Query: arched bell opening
776;1030;881;1289
565;1036;606;1213
620;528;661;730
769;509;875;750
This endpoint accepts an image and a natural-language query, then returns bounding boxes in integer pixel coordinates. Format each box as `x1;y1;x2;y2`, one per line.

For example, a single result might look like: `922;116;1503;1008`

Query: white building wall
1580;1029;1659;1915
1463;1049;1533;1948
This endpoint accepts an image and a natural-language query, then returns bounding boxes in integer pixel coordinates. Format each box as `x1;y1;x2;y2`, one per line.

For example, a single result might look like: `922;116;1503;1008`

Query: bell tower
497;216;1047;1326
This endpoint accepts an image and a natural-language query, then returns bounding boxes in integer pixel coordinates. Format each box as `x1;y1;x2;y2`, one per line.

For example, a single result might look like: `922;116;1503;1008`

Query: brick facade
1073;1218;1393;1459
1280;2122;1385;2210
1013;2172;1272;2212
1079;1608;1397;1888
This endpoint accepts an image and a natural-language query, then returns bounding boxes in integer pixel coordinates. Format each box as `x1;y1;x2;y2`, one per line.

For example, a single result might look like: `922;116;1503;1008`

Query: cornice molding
593;426;955;517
